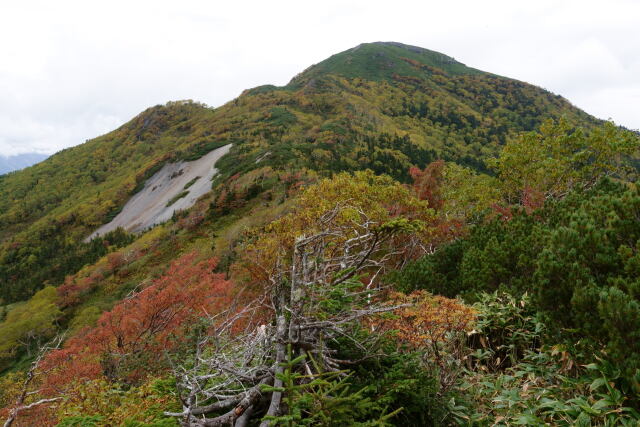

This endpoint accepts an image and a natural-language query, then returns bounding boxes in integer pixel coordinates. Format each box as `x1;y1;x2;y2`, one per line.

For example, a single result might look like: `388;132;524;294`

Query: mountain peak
288;41;483;87
358;41;459;62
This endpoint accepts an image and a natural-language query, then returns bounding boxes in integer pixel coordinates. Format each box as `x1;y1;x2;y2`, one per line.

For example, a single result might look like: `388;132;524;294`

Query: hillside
0;42;595;303
2;41;638;426
87;144;232;239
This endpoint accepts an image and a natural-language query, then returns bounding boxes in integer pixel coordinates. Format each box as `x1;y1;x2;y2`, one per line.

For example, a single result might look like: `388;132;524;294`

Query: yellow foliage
54;378;177;425
0;371;25;409
490;119;639;200
241;170;433;283
441;162;502;222
0;286;61;362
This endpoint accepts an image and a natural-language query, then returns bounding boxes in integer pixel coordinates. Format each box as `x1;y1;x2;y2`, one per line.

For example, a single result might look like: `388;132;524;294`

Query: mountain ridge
0;41;597;303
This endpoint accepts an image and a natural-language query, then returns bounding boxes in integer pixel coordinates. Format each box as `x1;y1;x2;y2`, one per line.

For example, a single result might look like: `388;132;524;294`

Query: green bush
57;415;105;427
451;291;640;425
165;191;189;207
392;179;640;372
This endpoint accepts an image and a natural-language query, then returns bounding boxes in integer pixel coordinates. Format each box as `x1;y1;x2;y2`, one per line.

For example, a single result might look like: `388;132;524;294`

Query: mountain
0;42;597;303
237;41;595;175
1;42;639;426
0;153;48;175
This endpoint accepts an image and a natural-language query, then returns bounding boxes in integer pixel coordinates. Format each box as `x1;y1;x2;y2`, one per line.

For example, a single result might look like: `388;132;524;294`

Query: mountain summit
289;41;482;86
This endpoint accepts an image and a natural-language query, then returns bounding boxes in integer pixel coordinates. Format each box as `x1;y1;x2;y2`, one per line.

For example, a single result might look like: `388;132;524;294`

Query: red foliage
43;252;233;390
379;291;476;349
106;252;125;271
521;186;545;214
93;254;228;355
489;186;545;222
431;218;466;246
406;162;467;246
177;209;206;231
410;160;445;210
490;203;514;222
57;267;108;309
56;279;83;309
281;171;306;197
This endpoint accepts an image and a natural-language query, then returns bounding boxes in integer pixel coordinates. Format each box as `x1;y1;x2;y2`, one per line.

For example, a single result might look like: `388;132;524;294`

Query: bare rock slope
88;144;231;239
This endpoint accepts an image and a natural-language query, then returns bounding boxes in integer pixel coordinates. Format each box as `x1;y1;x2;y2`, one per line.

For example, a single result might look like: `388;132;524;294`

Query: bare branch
167;203;416;425
3;335;64;427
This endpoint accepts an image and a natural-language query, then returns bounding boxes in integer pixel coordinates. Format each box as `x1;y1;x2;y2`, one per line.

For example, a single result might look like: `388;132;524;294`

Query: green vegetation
394;178;640;374
0;227;133;302
0;43;594;305
265;106;298;127
181;140;227;162
0;286;61;370
288;42;483;86
1;42;638;426
452;292;640;425
491;118;638;199
182;176;200;190
165;191;190;207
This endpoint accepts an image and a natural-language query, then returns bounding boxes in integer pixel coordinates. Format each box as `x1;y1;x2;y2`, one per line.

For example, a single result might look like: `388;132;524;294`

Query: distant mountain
0;153;48;174
0;42;597;302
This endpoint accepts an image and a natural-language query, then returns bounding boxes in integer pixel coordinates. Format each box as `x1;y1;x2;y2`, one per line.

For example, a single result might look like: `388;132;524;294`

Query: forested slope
0;42;595;304
1;42;636;427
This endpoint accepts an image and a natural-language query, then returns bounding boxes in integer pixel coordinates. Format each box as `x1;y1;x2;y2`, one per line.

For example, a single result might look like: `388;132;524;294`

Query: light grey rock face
87;144;231;240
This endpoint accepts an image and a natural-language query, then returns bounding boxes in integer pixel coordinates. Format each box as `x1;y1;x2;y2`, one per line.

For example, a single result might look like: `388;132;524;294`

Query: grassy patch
183;176;200;190
181;141;227;161
266;107;297;127
166;191;189;207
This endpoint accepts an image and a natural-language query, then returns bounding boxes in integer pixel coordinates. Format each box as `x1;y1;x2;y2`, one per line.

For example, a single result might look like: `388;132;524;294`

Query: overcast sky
0;0;638;156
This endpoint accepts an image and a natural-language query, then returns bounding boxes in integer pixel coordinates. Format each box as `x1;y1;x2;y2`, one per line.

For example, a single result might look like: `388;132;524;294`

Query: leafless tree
3;336;63;427
166;205;415;426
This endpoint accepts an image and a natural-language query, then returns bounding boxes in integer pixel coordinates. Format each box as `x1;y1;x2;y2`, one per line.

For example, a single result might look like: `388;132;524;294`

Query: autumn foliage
379;291;476;349
376;291;476;392
241;170;434;286
42;252;232;390
410;160;445;210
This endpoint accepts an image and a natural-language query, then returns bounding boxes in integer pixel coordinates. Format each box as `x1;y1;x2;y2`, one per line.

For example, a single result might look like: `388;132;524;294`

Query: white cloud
0;0;638;155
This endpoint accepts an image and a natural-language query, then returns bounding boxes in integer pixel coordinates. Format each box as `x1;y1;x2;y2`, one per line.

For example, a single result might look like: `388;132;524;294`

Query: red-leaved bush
409;160;445;210
43;251;232;390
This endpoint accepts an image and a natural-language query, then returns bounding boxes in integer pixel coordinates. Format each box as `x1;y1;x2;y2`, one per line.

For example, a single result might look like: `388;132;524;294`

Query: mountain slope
235;42;595;176
0;42;597;303
0;101;224;301
87;143;231;239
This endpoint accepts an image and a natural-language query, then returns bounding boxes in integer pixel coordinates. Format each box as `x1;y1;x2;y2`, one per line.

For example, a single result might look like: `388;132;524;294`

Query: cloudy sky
0;0;638;156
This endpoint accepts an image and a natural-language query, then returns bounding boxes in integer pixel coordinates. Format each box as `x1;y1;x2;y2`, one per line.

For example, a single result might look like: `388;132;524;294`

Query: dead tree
166;205;418;426
3;336;63;427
